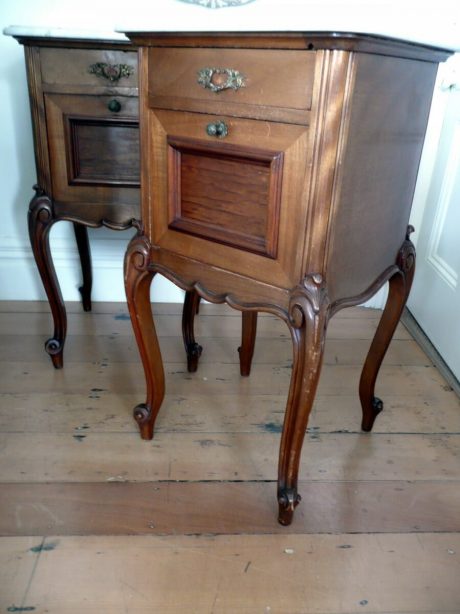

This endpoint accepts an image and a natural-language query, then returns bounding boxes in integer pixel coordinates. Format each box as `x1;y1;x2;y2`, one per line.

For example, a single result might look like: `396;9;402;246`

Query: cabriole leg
238;311;258;376
182;290;202;372
28;185;66;369
359;226;416;431
124;232;165;440
73;223;92;312
277;274;330;525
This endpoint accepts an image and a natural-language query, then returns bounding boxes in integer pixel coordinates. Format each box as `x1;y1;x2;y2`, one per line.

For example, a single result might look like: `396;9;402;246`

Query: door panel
167;136;283;257
408;82;460;380
147;109;311;289
67;118;139;186
45;93;139;205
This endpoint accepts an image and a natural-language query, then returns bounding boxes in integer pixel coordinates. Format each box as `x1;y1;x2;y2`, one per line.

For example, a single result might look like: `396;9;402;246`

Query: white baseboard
0;230;388;308
360;284;388;310
0;234;185;303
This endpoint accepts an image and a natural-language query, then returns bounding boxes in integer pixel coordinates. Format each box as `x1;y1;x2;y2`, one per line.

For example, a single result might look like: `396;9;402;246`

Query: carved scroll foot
361;396;384;432
45;338;64;369
124;231;165;441
73;223;92;312
238;311;258;377
182;290;203;373
133;403;154;440
360;226;416;432
278;488;302;526
28;185;66;369
185;342;203;373
277;274;330;525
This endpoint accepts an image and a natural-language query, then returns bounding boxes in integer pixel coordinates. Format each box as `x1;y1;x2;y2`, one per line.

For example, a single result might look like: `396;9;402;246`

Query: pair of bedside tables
10;28;451;524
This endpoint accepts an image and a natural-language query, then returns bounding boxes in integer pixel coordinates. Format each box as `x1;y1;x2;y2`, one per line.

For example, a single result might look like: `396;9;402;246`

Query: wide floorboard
0;301;459;613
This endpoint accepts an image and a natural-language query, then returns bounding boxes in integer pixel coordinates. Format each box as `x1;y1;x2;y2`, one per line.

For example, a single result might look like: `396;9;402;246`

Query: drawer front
40;48;138;89
147;109;311;289
45;93;139;207
149;48;315;124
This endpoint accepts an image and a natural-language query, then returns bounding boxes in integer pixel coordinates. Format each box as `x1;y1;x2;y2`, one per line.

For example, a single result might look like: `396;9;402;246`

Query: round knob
206;120;228;138
107;99;121;113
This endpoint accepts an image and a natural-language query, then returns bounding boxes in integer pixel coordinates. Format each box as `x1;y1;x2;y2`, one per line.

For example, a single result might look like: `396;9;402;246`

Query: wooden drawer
148;48;315;124
40;47;138;90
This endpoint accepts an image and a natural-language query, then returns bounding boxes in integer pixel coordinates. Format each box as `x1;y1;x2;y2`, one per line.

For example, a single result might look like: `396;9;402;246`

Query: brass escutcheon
89;62;134;83
197;67;246;93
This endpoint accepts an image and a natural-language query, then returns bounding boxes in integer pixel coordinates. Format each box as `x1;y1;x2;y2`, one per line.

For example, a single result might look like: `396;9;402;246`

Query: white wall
1;0;459;303
0;0;187;303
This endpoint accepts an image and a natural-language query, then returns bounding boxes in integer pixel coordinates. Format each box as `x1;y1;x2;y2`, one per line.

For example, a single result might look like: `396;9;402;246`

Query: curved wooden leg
73;223;92;312
182;290;203;373
238;311;258;376
360;226;416;432
28;185;66;369
278;274;330;525
124;232;165;440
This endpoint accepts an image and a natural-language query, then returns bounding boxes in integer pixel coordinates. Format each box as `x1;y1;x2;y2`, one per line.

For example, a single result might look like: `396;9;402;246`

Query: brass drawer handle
206;121;228;138
107;99;121;113
198;67;245;93
89;62;134;83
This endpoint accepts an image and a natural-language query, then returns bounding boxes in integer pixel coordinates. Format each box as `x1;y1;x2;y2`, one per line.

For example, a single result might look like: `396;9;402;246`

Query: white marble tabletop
3;25;128;42
3;0;460;51
116;0;459;50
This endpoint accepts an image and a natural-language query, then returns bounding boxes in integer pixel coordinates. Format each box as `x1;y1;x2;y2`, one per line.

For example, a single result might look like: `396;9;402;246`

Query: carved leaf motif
288;274;330;329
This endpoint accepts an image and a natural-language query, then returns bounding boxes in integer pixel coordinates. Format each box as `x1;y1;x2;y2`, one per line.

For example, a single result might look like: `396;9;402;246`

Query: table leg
28;186;66;369
182;290;202;372
124;232;165;440
238;311;258;376
73;223;92;312
277;274;330;525
360;226;416;431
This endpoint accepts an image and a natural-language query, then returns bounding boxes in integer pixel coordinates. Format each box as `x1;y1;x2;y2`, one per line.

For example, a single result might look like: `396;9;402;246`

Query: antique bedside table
7;28;247;371
121;30;451;525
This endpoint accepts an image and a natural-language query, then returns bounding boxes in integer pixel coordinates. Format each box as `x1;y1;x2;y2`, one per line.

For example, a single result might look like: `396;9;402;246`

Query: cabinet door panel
168;136;283;257
67;118;139;186
146;109;311;289
45;93;139;206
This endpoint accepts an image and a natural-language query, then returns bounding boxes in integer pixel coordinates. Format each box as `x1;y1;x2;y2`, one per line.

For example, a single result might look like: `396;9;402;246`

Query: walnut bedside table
121;31;451;525
6;28;220;370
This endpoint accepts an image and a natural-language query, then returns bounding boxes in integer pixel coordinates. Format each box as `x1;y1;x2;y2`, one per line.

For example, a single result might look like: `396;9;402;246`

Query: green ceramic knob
107;99;121;113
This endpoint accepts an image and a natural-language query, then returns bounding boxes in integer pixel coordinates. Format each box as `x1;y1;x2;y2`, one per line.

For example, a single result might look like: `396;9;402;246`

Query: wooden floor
0;300;459;614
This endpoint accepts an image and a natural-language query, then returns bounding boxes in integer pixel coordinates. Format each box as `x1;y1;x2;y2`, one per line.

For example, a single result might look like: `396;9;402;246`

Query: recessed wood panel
67;117;140;186
168;137;283;257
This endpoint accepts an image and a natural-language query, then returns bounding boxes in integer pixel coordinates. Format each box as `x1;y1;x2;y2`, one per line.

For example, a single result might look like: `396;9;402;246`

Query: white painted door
408;55;460;381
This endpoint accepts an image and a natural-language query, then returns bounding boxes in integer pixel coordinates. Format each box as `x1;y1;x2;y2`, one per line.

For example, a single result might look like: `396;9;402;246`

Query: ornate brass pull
89;62;134;83
206;121;228;138
197;67;245;93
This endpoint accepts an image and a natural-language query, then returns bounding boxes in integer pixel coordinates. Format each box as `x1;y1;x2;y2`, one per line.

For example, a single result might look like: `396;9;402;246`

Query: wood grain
1;302;459;612
13;534;460;613
148;47;315;122
1;481;460;537
0;431;458;483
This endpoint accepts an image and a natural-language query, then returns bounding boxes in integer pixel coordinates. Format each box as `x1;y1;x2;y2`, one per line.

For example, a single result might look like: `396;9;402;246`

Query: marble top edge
3;25;458;52
118;29;455;54
3;25;129;42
